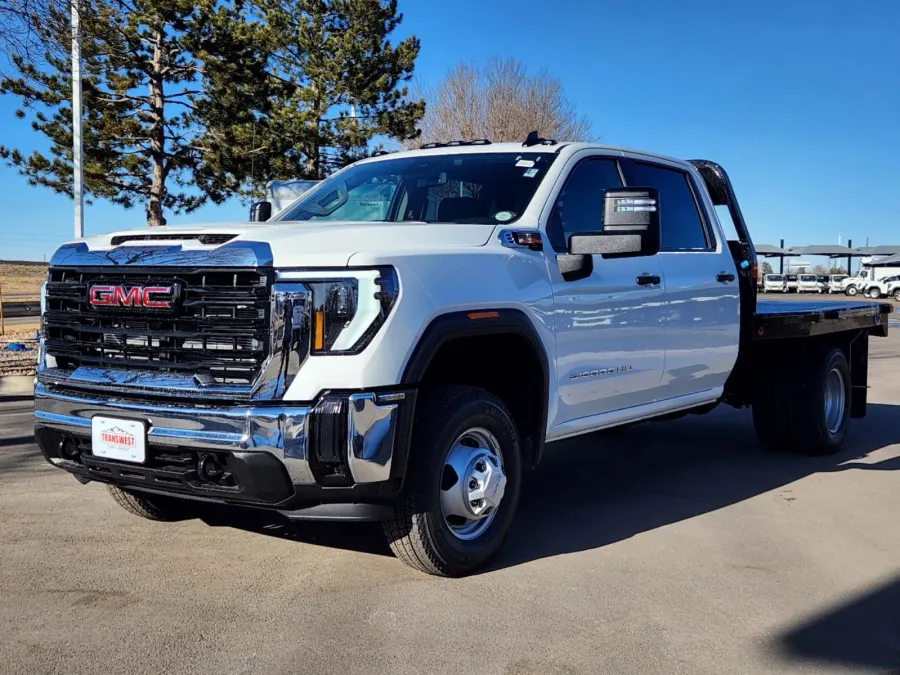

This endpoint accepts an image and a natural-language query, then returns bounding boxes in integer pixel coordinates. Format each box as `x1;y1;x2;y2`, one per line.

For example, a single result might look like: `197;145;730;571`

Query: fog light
59;436;80;460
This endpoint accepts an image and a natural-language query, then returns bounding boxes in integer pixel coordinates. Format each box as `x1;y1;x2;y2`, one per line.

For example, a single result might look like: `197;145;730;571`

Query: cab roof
359;141;688;167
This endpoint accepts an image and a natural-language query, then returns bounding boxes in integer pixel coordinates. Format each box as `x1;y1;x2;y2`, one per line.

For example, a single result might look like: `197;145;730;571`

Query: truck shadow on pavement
5;397;896;574
493;402;900;570
775;573;900;673
206;402;900;567
198;507;393;557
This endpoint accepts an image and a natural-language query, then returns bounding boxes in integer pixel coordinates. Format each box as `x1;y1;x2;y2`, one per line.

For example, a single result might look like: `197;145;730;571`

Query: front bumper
34;382;415;510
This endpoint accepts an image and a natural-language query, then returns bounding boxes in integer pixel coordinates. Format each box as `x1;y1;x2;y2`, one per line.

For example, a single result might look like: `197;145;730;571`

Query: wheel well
417;333;547;467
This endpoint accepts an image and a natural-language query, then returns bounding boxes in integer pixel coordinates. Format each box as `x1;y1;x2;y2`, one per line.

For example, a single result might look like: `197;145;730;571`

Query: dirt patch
0;261;47;299
0;331;40;377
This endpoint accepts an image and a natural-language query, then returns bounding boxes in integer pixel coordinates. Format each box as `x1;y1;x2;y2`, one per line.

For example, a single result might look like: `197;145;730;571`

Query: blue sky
1;0;898;264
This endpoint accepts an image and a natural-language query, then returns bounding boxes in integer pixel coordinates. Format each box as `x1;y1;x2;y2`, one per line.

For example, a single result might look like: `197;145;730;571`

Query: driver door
543;154;668;437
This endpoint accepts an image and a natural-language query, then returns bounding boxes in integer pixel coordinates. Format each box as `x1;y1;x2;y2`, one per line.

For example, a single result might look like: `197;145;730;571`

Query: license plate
91;416;146;464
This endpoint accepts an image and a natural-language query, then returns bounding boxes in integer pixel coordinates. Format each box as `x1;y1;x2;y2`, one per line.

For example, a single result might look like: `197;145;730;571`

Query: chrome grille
43;268;271;385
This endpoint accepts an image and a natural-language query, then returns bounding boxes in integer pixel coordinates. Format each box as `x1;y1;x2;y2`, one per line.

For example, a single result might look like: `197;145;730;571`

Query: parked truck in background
34;137;892;576
761;274;786;292
827;274;848;293
796;274;822;293
861;275;900;300
785;274;799;293
843;263;900;296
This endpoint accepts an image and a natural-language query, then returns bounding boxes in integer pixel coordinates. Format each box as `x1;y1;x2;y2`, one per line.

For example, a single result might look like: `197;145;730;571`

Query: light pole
71;0;84;239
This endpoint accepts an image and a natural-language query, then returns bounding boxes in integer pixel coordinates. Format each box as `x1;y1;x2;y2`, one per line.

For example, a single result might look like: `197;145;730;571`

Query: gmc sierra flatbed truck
34;137;892;576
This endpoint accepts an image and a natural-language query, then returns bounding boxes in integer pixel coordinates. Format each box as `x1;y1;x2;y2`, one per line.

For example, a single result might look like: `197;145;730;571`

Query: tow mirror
250;200;273;222
567;188;660;259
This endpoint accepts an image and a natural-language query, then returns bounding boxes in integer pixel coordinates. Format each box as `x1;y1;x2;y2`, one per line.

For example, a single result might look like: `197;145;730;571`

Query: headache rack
43;267;272;386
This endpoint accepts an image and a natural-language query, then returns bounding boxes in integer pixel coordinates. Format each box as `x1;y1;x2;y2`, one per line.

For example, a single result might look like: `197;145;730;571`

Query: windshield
831;275;847;282
787;275;798;281
767;275;784;281
799;275;817;282
276;152;558;224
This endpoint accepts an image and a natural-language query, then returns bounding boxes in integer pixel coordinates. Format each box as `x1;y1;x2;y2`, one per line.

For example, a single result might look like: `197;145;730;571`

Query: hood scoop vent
110;233;237;246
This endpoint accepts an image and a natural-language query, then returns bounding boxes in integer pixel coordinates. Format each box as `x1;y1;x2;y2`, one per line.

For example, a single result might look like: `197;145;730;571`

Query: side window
547;158;622;251
621;161;711;251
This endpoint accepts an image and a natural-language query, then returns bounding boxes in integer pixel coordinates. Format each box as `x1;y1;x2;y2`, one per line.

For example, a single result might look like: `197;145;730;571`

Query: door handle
636;274;661;286
716;272;736;283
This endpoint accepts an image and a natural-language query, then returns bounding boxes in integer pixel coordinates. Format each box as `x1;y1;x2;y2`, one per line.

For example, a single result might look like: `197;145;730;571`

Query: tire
846;286;858;296
107;485;192;521
383;386;522;577
867;288;881;299
893;288;900;301
788;348;852;456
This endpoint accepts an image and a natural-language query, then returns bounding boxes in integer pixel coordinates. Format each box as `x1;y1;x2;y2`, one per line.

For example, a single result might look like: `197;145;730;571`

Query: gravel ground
0;331;39;377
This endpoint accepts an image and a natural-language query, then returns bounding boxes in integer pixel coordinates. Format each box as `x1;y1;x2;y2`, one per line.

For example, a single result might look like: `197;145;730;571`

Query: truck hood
74;221;496;267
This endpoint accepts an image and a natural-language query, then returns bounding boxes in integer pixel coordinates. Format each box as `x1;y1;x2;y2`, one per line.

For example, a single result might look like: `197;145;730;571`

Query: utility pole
71;0;84;239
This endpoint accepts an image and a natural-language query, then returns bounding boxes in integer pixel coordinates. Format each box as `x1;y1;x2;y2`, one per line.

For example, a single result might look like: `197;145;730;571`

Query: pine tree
0;0;266;226
213;0;424;190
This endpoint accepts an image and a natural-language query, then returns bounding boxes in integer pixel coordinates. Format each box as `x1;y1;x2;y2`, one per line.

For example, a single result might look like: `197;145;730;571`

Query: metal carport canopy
754;244;799;272
864;253;900;266
854;245;900;256
755;244;799;257
787;245;867;257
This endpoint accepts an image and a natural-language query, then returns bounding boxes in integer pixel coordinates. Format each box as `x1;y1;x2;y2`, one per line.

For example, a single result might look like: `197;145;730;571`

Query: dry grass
0;262;47;299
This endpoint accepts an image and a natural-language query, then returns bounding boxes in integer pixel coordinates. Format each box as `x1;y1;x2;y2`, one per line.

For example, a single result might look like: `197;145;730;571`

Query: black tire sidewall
413;391;522;572
793;348;851;453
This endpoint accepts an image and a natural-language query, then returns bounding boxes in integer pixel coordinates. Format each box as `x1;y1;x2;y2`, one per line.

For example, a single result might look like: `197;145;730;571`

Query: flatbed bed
753;300;892;340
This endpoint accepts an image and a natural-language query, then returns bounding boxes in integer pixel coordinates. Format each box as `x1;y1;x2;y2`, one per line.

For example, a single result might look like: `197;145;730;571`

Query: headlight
279;267;399;355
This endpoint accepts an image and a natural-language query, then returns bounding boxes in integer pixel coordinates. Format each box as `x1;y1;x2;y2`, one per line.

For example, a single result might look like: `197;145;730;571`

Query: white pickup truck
34;136;892;576
861;274;900;300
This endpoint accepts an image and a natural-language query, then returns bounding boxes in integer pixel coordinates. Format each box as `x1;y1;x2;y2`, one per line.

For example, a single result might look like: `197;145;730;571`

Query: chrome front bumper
34;382;404;487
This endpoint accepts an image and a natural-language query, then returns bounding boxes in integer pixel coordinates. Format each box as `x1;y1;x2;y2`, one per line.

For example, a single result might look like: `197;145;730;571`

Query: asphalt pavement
1;297;898;674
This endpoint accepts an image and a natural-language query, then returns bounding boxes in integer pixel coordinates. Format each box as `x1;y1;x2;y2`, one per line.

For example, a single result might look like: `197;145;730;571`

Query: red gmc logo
89;285;175;309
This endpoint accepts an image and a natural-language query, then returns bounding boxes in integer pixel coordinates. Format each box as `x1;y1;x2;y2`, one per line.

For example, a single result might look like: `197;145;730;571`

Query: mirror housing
250;200;273;222
567;187;660;259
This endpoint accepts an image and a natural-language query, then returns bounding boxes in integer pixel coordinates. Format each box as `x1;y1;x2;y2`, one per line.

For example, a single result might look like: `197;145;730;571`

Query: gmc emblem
89;284;176;309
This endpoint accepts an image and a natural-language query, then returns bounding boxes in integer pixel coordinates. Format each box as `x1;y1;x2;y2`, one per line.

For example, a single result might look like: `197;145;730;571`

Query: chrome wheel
846;286;858;296
824;367;846;435
440;427;506;541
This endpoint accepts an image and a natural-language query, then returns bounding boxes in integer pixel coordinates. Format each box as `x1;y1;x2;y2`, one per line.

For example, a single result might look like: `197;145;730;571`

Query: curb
0;376;35;397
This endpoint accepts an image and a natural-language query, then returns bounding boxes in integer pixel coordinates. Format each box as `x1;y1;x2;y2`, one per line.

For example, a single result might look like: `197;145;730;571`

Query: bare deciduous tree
406;58;594;147
0;0;67;73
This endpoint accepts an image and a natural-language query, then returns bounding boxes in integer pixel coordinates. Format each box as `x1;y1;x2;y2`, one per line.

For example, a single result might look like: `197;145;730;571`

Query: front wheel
846;286;858;296
893;288;900;301
383;386;522;577
867;288;882;299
